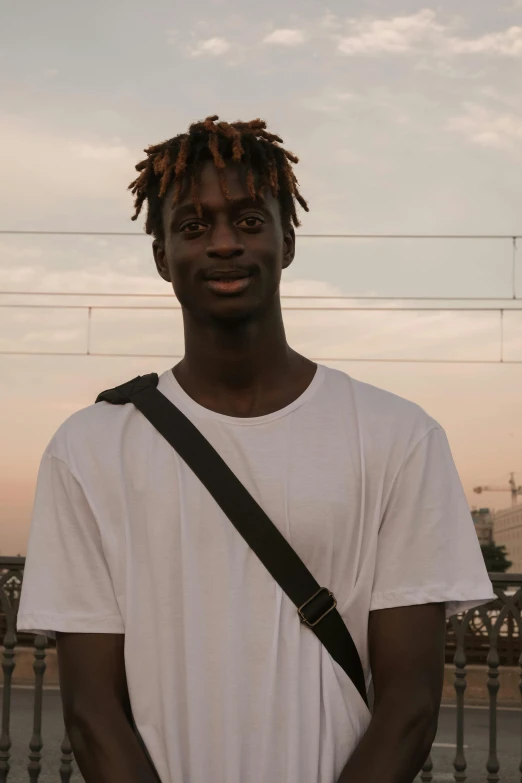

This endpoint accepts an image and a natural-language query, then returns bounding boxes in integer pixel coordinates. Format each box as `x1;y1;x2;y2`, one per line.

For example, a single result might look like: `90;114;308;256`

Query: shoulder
44;369;173;473
43;375;156;473
319;365;441;459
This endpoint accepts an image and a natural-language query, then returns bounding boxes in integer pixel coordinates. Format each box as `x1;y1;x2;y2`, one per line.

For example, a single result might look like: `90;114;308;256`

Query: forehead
163;160;280;217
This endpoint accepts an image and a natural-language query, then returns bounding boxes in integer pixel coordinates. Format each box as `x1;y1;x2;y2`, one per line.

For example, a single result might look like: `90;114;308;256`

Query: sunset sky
1;0;522;555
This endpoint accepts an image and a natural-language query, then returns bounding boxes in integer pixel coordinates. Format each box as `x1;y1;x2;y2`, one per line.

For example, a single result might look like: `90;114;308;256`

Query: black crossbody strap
96;374;367;706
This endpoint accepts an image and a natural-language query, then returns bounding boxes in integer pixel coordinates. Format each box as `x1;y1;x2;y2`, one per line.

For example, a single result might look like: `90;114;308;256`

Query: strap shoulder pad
95;373;159;405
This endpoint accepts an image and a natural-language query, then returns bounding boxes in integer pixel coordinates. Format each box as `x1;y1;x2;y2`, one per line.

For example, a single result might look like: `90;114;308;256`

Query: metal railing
422;572;522;783
1;556;521;782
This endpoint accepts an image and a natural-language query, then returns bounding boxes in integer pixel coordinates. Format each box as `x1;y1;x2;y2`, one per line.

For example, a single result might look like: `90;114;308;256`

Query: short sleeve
370;426;496;618
17;452;125;639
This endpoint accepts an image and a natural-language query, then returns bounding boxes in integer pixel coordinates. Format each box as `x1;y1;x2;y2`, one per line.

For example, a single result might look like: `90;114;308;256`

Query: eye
238;216;264;229
180;221;205;233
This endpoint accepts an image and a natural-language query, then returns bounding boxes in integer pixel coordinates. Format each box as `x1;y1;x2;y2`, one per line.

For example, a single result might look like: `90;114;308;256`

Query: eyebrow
172;195;268;220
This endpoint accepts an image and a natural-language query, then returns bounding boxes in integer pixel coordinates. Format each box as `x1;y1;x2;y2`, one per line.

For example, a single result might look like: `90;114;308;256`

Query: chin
206;298;266;326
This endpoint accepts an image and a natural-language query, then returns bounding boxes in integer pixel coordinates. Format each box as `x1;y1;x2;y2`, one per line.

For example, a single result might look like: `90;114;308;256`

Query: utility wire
1;233;519;361
1;231;518;299
0;230;521;238
0;304;520;312
0;306;518;362
0;350;520;364
0;291;519;302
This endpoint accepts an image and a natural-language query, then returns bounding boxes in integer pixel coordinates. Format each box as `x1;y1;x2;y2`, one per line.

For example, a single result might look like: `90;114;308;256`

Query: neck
178;302;292;395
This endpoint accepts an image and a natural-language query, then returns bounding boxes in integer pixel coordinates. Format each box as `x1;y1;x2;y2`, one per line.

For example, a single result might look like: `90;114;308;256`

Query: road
1;687;521;782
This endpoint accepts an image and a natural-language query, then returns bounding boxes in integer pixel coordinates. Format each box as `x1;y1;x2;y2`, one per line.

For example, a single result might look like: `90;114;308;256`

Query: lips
205;277;252;295
204;269;251;281
203;268;253;296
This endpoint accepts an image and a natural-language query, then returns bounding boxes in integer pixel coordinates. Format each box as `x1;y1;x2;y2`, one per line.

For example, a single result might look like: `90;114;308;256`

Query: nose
206;223;245;259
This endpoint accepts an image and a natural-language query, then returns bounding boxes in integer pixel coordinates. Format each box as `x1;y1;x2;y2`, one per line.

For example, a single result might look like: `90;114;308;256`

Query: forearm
337;691;438;783
67;706;161;783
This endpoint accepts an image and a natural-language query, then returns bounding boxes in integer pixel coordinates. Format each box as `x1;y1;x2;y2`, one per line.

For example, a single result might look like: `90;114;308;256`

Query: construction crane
474;473;522;508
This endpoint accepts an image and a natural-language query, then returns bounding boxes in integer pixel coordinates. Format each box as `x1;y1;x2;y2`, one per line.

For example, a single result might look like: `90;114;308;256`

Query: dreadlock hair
128;115;309;240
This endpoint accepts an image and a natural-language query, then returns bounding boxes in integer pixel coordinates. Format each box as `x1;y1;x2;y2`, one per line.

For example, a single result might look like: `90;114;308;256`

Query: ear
282;225;295;270
152;239;171;282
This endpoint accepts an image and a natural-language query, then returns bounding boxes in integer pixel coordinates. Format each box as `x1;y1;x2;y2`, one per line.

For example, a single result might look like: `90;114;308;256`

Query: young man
17;115;495;783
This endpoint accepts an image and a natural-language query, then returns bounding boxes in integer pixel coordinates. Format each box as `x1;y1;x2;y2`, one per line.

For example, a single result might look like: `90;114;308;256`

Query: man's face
153;160;295;324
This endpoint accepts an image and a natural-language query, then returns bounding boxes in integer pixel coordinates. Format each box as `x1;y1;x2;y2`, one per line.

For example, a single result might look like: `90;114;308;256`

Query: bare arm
337;603;446;783
56;632;161;783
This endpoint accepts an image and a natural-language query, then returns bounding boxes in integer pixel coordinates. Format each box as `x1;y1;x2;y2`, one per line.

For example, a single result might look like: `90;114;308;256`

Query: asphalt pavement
1;686;520;782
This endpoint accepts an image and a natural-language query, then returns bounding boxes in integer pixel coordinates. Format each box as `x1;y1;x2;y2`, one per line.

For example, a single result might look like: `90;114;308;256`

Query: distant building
471;508;494;546
493;505;522;572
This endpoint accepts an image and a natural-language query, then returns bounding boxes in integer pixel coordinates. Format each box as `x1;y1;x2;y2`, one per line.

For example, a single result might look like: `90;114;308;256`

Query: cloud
0;116;137;221
447;103;522;150
298;90;358;114
338;9;443;55
319;13;342;31
299;97;343;114
478;86;522;110
280;279;344;297
189;37;231;56
284;307;501;363
72;142;131;161
333;91;356;102
0;258;161;296
447;26;522;56
337;10;522;58
262;29;306;46
413;58;484;79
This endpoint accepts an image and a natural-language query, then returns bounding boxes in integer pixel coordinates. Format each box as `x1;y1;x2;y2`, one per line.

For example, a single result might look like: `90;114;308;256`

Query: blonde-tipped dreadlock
128;115;309;239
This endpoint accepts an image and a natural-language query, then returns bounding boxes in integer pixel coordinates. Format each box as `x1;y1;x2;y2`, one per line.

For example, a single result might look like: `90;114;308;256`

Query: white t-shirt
17;364;494;783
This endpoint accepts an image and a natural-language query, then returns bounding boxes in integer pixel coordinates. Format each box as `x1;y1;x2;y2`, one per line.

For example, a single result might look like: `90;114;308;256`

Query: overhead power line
0;230;521;239
0;351;521;364
0;304;518;363
0;291;519;302
1;232;518;299
1;232;519;362
0;303;520;312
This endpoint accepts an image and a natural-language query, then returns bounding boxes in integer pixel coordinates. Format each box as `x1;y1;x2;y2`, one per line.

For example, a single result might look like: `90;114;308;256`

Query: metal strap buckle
298;587;337;628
